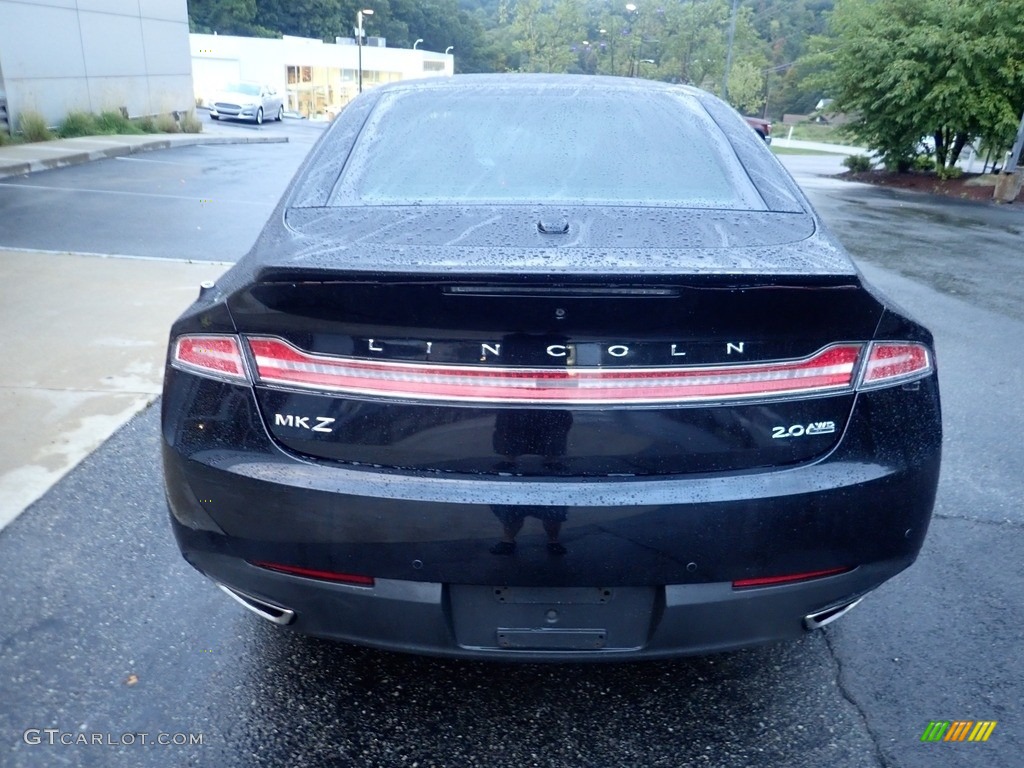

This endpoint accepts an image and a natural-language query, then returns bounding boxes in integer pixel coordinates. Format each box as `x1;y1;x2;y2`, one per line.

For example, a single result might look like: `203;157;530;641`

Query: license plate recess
449;585;656;651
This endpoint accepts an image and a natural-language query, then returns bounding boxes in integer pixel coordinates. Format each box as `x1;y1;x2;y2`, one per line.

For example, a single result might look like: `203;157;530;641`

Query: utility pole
722;0;739;102
1006;107;1024;173
993;107;1024;202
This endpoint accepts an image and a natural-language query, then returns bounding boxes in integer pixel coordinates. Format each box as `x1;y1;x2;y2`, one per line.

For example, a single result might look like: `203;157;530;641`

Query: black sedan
162;75;941;660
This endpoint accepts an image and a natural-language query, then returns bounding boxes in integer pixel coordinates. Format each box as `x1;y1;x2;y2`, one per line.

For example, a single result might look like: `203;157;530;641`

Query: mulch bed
841;170;1024;205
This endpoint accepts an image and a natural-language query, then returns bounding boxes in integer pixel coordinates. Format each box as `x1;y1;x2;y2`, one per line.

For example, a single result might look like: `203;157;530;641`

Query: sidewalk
771;137;869;155
0;129;287;180
0;121;293;529
0;249;230;528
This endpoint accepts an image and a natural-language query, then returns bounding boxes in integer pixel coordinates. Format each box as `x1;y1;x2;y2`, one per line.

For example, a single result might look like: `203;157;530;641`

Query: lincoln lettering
364;340;748;360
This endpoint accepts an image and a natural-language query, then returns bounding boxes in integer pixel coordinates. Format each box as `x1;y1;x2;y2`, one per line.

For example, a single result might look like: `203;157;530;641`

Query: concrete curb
0;133;288;180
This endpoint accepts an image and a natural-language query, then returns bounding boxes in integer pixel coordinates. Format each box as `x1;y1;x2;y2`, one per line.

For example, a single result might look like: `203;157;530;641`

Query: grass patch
18;110;52;142
179;111;203;134
96;110;143;135
58;111;100;138
136;116;159;133
153;113;180;133
784;122;852;145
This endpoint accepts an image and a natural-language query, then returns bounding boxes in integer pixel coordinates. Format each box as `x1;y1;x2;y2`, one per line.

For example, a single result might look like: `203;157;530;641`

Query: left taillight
171;335;248;382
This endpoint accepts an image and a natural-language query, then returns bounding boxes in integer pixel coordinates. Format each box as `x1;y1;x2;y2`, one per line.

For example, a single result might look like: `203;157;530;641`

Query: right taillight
857;342;932;390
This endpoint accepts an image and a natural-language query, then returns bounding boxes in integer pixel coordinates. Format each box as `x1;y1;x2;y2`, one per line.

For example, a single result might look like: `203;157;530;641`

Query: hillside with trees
187;0;834;116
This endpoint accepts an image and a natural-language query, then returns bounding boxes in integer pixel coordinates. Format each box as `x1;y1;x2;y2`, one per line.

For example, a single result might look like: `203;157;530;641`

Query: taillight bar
858;342;932;389
247;337;863;405
171;335;247;381
170;334;934;402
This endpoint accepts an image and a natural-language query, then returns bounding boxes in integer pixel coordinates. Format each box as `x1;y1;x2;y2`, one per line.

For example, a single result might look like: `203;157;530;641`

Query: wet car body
162;75;941;660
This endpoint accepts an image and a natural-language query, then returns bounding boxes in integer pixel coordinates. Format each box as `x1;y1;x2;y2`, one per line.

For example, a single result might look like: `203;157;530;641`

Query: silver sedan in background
209;82;284;125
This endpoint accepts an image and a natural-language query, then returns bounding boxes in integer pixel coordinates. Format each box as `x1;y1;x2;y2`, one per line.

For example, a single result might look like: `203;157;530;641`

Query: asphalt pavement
0;136;1022;767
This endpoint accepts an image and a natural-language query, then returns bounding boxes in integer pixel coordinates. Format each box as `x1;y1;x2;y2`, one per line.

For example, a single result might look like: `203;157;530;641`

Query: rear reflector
250;560;375;587
858;342;932;389
247;337;864;405
172;335;247;381
732;566;851;589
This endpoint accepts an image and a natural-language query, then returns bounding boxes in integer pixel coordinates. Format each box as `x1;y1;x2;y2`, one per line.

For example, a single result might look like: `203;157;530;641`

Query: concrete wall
0;0;194;130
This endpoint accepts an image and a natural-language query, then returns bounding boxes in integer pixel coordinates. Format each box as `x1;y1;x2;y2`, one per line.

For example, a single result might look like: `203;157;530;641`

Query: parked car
744;115;772;143
162;74;941;661
209;82;284;125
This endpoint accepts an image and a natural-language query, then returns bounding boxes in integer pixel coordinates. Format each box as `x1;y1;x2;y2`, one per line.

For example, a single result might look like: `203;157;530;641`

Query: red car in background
744;115;772;144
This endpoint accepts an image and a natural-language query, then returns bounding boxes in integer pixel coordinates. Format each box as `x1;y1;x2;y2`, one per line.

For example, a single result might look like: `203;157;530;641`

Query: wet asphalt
1;133;1022;767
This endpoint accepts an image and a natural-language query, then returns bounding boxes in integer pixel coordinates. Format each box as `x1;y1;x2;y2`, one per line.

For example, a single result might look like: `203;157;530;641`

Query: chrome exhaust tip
804;596;863;631
217;584;296;625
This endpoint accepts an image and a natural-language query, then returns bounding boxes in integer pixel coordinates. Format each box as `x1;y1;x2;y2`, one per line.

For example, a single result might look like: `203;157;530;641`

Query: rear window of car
328;87;768;210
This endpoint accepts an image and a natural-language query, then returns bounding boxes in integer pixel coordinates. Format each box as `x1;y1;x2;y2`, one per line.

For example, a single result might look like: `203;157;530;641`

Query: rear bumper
181;548;903;661
163;370;941;659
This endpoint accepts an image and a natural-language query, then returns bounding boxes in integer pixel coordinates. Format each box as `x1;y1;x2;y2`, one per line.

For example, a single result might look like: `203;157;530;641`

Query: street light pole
356;8;374;94
722;0;739;101
625;4;638;78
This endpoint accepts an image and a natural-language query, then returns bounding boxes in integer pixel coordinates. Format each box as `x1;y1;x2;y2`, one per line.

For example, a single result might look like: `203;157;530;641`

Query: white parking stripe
0;246;234;265
115;156;206;166
0;181;267;205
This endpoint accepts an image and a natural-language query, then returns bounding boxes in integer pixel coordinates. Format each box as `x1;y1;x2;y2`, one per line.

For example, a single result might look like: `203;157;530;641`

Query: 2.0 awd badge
771;421;836;439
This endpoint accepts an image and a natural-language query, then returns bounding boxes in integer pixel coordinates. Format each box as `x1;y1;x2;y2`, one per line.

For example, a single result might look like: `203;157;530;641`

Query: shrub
153;113;180;133
913;154;935;172
179;111;203;134
937;165;963;180
0;130;14;146
96;110;143;135
58;111;100;138
842;154;873;173
18;110;52;142
136;115;158;133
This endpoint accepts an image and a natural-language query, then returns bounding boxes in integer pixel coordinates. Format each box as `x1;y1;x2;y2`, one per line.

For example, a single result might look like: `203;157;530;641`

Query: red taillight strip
247;337;863;405
172;335;247;381
732;566;851;589
250;560;375;587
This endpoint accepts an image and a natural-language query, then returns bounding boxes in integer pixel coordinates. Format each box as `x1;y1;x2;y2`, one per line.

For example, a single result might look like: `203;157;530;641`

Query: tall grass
153;113;180;133
18;110;52;142
96;110;143;135
58;111;100;138
179;111;203;134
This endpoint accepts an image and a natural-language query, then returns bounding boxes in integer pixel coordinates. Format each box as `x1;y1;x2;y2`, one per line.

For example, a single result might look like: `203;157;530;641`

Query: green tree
816;0;1024;172
189;0;278;36
507;0;585;73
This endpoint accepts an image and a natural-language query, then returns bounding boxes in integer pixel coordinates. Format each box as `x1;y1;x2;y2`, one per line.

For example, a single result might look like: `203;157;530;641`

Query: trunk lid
227;268;883;477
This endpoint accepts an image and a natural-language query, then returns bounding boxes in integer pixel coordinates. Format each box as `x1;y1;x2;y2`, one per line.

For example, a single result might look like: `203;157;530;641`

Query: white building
0;0;194;131
190;33;454;120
